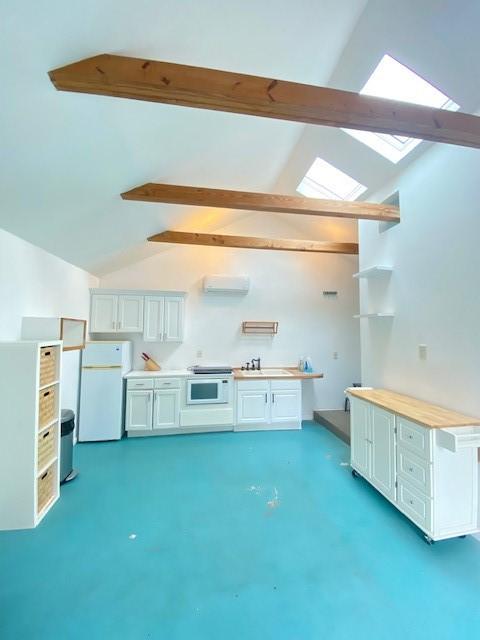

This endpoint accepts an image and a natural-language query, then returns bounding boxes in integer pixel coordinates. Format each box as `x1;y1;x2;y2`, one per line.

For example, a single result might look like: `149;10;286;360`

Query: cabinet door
270;389;301;424
370;406;396;501
143;296;165;342
126;390;153;431
164;297;184;342
350;398;370;477
154;389;180;429
90;295;118;332
117;295;144;332
237;390;270;425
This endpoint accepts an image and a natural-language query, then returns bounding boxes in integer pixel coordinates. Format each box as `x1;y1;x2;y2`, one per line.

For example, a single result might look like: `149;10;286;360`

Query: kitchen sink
240;368;293;377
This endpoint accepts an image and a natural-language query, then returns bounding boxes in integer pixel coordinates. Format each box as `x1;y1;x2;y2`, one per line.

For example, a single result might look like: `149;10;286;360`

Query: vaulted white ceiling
0;0;366;274
2;0;480;276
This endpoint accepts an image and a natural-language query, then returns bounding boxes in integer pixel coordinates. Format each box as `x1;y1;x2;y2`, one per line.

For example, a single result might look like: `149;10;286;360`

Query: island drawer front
397;446;432;497
127;379;154;390
397;477;432;532
155;378;181;389
437;426;480;453
397;417;431;461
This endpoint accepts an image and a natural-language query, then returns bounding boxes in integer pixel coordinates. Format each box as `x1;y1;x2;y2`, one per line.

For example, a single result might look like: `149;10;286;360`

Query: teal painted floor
1;423;480;640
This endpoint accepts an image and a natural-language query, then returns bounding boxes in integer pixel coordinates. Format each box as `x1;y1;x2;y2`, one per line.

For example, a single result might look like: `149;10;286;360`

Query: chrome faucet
251;358;261;371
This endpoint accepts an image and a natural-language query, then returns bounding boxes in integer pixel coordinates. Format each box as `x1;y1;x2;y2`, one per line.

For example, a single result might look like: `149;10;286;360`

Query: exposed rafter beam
148;230;358;255
122;183;399;222
49;54;480;149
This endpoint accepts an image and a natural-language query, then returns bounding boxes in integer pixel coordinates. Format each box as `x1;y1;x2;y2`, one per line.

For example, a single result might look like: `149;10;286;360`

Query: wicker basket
37;425;57;471
37;463;56;514
38;385;57;429
39;346;58;387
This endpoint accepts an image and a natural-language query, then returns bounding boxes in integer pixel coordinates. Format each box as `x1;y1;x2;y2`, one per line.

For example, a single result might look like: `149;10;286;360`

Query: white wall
358;142;480;416
99;215;361;416
0;228;98;412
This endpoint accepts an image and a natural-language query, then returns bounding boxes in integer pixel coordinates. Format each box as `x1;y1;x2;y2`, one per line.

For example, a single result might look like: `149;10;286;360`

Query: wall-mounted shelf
353;266;393;279
242;321;278;335
354;313;394;319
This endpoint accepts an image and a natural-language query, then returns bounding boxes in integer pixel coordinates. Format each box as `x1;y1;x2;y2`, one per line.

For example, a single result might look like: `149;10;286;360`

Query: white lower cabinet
126;378;181;433
349;394;480;542
153;389;180;429
235;379;301;431
126;390;153;431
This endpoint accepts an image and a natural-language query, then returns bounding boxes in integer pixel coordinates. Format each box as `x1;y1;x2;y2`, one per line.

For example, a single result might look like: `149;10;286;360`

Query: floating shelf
354;313;394;319
242;321;278;335
353;266;393;279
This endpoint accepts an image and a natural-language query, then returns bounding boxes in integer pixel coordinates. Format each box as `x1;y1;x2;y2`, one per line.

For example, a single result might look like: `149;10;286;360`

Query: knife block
143;357;161;371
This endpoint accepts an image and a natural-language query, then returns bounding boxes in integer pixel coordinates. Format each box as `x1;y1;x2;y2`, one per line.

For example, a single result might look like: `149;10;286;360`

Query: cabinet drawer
127;378;154;390
39;346;59;387
397;477;432;532
155;378;181;389
37;425;57;471
38;384;57;429
236;380;269;391
271;379;301;391
397;417;431;461
397;446;432;497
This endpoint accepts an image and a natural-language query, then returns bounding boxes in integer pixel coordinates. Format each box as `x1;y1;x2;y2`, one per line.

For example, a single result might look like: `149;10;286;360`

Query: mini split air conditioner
202;275;250;294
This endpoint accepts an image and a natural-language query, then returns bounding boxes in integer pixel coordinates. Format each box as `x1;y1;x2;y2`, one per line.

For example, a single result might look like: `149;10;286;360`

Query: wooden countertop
347;388;480;429
234;367;323;380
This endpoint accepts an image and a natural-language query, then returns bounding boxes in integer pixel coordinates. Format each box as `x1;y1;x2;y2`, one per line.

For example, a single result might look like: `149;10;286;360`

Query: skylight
343;54;460;163
297;157;367;201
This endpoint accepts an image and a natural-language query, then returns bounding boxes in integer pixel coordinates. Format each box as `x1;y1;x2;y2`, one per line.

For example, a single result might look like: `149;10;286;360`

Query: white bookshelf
353;266;393;279
0;340;62;530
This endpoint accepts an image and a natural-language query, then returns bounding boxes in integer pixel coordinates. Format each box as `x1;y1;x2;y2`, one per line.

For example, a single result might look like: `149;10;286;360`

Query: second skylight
343;54;460;163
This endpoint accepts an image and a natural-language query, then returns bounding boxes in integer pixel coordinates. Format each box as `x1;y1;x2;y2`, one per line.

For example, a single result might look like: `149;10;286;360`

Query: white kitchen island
347;388;480;543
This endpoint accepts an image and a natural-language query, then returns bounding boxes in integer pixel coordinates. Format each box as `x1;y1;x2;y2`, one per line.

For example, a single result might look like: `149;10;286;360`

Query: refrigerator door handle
82;365;123;370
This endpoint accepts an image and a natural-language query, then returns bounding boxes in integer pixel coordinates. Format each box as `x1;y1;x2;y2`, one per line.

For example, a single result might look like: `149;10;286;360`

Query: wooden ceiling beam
122;183;399;222
49;54;480;149
148;230;358;255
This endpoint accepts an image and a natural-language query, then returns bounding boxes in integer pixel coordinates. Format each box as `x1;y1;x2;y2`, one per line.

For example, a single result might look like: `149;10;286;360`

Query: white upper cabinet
143;296;165;342
90;290;185;340
164;297;185;342
117;295;144;333
90;295;118;333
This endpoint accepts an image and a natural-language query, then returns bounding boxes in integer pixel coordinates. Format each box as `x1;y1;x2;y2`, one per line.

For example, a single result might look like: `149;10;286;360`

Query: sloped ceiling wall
0;0;366;275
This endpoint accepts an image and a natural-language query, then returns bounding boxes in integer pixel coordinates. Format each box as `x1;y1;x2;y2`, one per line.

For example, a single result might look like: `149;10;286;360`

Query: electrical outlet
196;350;203;358
333;351;338;360
418;344;427;360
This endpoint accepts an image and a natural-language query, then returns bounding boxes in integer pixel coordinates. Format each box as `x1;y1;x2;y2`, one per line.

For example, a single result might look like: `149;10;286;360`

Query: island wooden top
234;367;323;381
347;388;480;429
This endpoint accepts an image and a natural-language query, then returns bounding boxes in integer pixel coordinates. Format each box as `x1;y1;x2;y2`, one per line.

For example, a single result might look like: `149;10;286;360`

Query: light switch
418;344;427;360
333;351;338;360
196;350;203;358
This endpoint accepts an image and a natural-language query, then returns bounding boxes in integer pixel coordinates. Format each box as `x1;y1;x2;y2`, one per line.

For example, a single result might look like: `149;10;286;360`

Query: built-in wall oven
186;377;232;405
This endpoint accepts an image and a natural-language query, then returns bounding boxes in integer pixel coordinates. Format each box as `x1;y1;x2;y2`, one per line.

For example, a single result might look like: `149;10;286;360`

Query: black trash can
60;409;78;484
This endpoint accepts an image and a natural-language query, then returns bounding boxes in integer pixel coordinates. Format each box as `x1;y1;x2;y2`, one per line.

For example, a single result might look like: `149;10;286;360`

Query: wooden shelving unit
241;321;278;335
0;340;62;530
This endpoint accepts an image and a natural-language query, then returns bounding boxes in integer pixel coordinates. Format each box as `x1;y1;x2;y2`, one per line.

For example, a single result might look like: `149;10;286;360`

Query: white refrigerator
79;341;132;441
